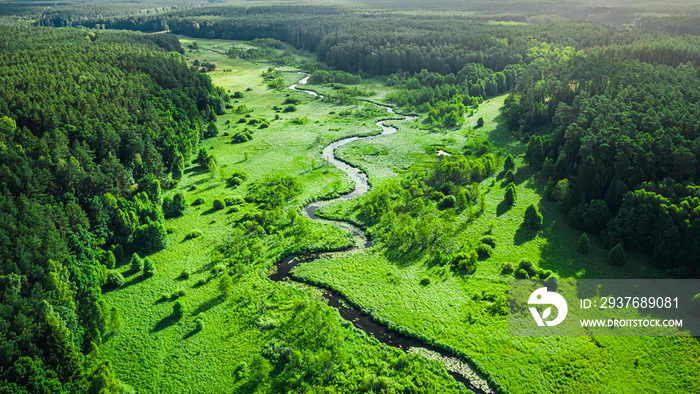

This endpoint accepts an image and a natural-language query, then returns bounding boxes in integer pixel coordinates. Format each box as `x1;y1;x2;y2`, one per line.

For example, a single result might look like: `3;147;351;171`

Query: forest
1;1;700;393
0;26;225;392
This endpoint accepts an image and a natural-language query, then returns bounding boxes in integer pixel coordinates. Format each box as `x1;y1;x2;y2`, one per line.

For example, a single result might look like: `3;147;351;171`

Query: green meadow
99;37;468;393
294;95;700;392
98;36;699;393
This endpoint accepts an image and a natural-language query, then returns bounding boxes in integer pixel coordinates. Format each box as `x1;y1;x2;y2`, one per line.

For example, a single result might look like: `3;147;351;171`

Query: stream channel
269;73;494;394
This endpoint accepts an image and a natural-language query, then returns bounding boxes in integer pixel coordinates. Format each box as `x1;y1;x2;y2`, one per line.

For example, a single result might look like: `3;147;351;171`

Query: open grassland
100;37;465;393
295;96;700;392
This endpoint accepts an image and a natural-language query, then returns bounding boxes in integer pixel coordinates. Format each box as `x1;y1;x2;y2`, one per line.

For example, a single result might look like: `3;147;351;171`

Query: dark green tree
523;203;543;229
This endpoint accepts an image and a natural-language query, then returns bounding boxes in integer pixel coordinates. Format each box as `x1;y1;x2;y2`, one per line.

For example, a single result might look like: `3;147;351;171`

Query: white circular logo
528;287;568;327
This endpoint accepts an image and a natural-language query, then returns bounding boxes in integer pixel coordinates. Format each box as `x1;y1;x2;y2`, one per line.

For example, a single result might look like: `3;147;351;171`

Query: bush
231;130;253;143
130;253;143;273
514;268;530;279
523;203;543;229
452;251;478;273
163;192;187;218
106;270;125;288
195;316;204;332
504;183;516;205
476;117;484;128
475;243;493;259
501;262;514;275
105;251;116;270
179;270;190;280
213;199;225;210
172;289;186;299
184;229;203;240
608;243;626;266
192;197;206;206
283;105;297;113
232;91;244;98
420;277;431;286
503;154;515;172
518;258;537;277
480;236;496;248
544;275;559;290
577;233;590;254
173;301;184;318
503;169;515;183
204;121;219;138
143;257;155;276
437;195;456;210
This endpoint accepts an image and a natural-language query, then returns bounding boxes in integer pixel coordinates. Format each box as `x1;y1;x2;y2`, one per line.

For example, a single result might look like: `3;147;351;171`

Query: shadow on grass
200;207;219;215
152;313;180;333
121;274;149;289
514;225;538;246
184;166;207;176
191;296;223;316
181;327;202;340
385;245;424;267
496;200;513;216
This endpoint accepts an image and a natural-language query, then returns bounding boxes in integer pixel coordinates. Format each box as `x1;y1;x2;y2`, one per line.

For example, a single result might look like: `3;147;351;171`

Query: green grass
294;96;700;393
100;36;471;393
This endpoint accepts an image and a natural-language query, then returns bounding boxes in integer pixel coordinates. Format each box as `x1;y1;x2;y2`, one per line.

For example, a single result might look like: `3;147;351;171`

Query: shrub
106;270;125;288
475;243;493;259
518;258;537;277
231;130;253;143
420;277;431;286
283;105;297;113
437;195;456;210
544;275;559;290
503;154;515;172
523;203;543;229
480;236;496;248
143;257;155;277
184;229;203;240
105;251;116;270
577;233;590;254
452;251;478;273
179;270;190;280
501;262;514;275
476;117;484;128
504;183;516;205
503;169;515;183
204;121;219;138
130;253;143;273
195;316;204;332
608;243;626;266
514;268;530;279
192;197;206;206
173;301;184;318
213;199;225;210
172;289;186;299
163;192;187;218
232;91;244;98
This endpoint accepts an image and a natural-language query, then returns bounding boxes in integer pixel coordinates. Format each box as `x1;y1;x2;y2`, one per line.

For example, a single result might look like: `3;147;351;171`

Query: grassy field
293;96;700;392
99;37;466;393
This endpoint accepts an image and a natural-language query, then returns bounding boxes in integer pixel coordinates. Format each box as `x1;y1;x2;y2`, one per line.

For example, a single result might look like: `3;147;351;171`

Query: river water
270;73;494;394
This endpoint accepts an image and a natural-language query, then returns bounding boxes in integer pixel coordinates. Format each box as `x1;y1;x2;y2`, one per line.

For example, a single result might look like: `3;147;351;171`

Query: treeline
504;44;700;276
386;64;521;124
0;27;223;391
637;15;700;37
40;5;618;76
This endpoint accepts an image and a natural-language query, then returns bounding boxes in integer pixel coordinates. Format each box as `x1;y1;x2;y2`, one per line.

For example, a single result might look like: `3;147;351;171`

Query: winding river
271;73;494;394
